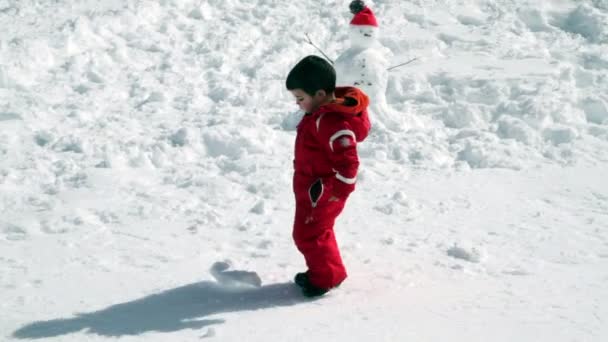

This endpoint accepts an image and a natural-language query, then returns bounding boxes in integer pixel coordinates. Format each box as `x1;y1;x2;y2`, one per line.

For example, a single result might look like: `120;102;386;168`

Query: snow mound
553;4;608;43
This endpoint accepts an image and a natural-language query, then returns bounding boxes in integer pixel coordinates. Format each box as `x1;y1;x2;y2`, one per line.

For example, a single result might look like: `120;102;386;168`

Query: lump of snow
0;65;11;88
438;103;489;129
457;15;485;27
281;110;302;131
543;126;578;145
86;71;104;84
592;0;608;10
188;6;212;20
2;223;28;241
203;131;245;159
169;128;190;147
554;5;608;43
455;137;527;170
34;130;54;147
496;116;539;145
0;112;21;121
210;261;262;288
73;84;90;94
52;135;86;153
447;245;481;263
457;141;487;168
250;200;265;215
202;127;267;159
580;97;608;125
582;52;608;71
145;91;165;103
517;8;551;32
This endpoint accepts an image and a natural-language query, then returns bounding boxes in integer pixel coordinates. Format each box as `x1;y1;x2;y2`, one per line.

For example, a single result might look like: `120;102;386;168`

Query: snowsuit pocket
308;179;324;208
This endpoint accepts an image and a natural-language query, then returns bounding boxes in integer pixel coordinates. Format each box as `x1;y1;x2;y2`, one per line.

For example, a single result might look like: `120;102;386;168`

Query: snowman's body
334;13;401;131
335;42;389;112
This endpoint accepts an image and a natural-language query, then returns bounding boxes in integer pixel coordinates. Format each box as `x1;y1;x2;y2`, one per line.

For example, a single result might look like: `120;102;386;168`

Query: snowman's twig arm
305;33;334;65
387;57;419;71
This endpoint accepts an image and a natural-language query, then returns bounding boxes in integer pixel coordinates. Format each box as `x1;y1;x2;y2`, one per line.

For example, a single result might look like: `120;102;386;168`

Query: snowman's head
349;5;379;48
349;25;378;48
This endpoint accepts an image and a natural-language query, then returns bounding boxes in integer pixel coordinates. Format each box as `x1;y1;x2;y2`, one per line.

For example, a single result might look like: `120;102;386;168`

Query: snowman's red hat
350;6;378;27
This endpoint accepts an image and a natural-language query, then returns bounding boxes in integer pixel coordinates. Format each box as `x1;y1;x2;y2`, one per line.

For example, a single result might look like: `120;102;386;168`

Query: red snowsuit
292;87;370;289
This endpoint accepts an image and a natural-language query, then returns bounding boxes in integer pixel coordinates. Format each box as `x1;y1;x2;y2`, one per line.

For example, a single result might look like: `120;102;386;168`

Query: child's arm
319;118;360;199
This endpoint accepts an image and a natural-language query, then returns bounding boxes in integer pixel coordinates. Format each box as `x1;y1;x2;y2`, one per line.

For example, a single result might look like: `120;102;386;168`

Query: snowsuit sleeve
317;115;359;199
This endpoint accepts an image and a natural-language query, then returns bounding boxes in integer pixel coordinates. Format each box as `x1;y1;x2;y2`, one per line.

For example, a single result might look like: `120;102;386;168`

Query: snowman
334;1;401;131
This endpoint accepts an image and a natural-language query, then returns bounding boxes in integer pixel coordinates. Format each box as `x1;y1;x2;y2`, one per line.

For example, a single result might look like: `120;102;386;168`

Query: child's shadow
12;280;304;339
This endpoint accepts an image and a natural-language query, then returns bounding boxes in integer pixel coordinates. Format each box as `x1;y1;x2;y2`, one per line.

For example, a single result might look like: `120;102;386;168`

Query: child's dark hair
286;55;336;96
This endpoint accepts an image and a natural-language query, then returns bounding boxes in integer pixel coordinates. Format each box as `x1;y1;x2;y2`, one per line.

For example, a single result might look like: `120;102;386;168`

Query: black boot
294;272;309;287
301;284;329;298
294;272;330;297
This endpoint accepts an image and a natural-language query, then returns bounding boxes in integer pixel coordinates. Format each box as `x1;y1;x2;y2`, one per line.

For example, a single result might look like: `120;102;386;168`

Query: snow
1;0;607;341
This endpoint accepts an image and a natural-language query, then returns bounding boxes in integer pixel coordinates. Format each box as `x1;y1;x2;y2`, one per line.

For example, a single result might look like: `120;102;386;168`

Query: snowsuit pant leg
292;197;348;289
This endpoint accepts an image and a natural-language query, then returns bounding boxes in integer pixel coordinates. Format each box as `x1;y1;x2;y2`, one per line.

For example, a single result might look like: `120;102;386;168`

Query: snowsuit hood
317;86;369;117
312;86;371;143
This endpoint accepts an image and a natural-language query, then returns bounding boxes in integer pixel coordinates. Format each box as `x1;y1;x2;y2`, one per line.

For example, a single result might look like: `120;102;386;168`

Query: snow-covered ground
1;0;607;341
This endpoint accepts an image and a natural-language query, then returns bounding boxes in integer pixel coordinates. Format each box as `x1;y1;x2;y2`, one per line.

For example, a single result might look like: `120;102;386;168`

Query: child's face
290;89;323;113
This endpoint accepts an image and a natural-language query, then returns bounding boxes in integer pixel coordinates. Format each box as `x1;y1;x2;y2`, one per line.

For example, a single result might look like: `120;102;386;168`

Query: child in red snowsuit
286;55;370;297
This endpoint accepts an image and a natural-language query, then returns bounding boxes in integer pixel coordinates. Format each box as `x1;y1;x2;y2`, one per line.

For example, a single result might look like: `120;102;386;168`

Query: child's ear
315;90;327;98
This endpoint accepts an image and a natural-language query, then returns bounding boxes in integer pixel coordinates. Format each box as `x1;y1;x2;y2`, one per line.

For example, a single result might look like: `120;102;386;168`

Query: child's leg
293;198;348;289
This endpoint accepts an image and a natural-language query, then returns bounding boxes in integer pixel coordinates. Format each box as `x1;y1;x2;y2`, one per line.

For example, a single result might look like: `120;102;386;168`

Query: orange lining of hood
318;87;369;115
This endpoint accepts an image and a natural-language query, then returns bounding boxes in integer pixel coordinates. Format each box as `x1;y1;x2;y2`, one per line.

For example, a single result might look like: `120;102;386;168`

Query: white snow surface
1;0;607;341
